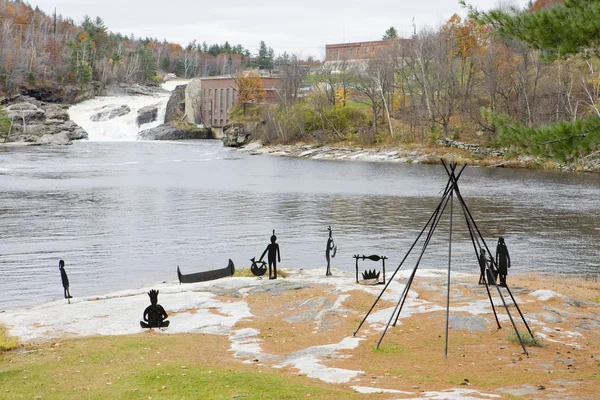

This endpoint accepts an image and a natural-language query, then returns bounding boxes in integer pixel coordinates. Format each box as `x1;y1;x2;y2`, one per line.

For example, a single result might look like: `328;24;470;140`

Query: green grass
507;331;544;347
372;342;406;355
0;334;359;400
234;268;289;278
0;325;16;352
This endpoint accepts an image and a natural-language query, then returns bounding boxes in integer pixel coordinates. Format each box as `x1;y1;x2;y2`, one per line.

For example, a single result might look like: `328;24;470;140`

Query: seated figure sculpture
140;289;170;328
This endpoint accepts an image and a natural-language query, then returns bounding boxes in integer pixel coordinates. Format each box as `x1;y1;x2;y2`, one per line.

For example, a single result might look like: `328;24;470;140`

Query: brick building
325;40;393;62
185;75;282;132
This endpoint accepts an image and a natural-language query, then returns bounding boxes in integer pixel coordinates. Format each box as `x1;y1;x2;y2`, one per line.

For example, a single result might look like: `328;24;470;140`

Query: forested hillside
0;0;250;96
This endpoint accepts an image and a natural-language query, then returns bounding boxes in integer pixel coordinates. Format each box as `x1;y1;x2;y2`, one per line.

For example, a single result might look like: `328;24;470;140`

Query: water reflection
0;140;598;309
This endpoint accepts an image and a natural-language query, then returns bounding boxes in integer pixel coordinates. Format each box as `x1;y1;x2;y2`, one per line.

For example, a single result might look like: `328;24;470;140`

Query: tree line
250;0;599;163
0;0;284;95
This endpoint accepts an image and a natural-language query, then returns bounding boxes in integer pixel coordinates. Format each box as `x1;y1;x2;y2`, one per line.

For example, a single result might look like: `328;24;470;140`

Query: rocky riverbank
0;83;171;146
236;140;600;173
1;97;88;145
1;269;598;399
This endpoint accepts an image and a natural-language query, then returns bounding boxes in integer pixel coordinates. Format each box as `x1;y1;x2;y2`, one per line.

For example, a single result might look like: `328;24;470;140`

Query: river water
1;91;599;310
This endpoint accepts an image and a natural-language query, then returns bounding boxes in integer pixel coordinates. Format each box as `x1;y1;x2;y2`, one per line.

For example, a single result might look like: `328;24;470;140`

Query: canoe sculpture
177;259;235;284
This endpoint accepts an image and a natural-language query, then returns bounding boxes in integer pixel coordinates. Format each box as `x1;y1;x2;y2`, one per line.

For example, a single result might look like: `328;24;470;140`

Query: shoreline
235;141;600;173
1;268;598;399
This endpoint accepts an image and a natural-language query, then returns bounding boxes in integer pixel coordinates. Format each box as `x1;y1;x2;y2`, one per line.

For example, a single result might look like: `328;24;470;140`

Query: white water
68;79;189;141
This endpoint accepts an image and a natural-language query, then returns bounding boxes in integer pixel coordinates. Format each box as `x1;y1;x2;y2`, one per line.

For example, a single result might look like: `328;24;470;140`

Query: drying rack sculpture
354;254;387;284
354;161;537;357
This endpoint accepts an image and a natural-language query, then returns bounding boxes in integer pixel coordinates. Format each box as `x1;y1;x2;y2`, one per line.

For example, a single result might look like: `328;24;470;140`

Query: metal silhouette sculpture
259;230;281;279
140;289;170;329
478;248;487;284
250;257;267;276
58;260;72;304
354;161;536;357
496;237;511;287
325;225;337;276
354;254;387;284
177;259;235;284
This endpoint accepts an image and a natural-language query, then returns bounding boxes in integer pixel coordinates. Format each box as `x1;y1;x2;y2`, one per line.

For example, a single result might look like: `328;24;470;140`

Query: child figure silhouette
260;230;281;279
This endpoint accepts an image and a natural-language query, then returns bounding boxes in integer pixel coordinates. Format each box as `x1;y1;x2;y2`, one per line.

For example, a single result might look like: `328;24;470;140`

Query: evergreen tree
257;41;274;70
382;26;398;40
463;0;600;59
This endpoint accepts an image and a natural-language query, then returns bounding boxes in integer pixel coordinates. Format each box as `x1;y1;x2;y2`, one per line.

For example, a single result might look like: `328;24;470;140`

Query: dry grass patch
511;273;600;303
0;325;17;352
239;286;357;355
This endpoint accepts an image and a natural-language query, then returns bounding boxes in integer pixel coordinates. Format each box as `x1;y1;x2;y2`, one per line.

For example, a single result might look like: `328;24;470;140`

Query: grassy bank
0;333;359;400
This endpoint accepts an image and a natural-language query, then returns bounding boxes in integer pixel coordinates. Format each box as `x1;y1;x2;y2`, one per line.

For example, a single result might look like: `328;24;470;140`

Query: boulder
184;78;202;124
20;89;62;103
136;104;160;126
222;122;259;147
1;99;88;144
5;102;46;123
119;83;162;96
138;123;211;141
164;84;186;123
58;83;98;104
90;104;131;121
35;132;72;146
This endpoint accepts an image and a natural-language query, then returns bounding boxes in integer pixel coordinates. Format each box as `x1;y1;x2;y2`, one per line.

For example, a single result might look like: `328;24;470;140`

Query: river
1;89;599;310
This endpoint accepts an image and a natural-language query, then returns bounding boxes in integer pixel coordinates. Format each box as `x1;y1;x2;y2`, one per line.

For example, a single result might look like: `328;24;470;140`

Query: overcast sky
31;0;528;59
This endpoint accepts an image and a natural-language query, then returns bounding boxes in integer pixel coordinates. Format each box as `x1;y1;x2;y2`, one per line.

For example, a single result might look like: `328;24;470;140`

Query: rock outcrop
136;104;160;126
1;97;88;145
222;122;259;147
90;104;131;121
58;83;100;104
105;83;164;97
436;138;506;157
184;78;202;124
164;84;186;123
138;123;211;141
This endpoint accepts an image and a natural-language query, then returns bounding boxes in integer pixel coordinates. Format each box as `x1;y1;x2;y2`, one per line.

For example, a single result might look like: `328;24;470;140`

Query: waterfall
68;80;188;141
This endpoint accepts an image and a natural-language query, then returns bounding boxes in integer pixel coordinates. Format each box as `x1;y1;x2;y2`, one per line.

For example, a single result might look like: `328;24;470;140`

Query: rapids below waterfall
68;80;188;141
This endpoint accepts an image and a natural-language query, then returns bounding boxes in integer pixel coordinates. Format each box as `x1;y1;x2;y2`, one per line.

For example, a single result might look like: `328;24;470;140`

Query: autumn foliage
235;72;265;105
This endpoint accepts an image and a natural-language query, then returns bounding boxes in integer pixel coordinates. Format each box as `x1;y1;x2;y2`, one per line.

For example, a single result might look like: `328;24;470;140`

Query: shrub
507;330;543;347
0;325;17;351
0;108;12;141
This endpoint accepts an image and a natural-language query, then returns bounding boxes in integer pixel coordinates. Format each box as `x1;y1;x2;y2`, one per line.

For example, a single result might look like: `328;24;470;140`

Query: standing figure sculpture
58;260;72;304
495;237;511;287
325;225;337;276
478;248;487;285
260;230;281;280
140;289;170;328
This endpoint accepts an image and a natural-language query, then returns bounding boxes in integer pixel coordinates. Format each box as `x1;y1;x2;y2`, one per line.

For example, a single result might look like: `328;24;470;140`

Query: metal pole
391;183;454;327
487;268;529;356
445;191;453;358
504;284;536;341
390;163;460;328
379;185;453;347
353;171;457;336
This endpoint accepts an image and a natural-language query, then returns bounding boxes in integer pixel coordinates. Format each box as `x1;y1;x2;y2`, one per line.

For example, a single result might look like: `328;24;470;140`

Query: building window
214;89;217;113
220;89;224;113
226;88;230;112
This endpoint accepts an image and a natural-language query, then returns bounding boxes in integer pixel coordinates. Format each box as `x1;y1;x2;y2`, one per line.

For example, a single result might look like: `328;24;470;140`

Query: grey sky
31;0;528;59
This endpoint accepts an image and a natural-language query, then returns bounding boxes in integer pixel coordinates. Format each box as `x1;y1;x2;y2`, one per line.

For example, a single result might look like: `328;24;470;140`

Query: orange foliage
78;31;90;42
443;13;489;60
168;43;182;53
529;0;565;12
236;72;265;105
